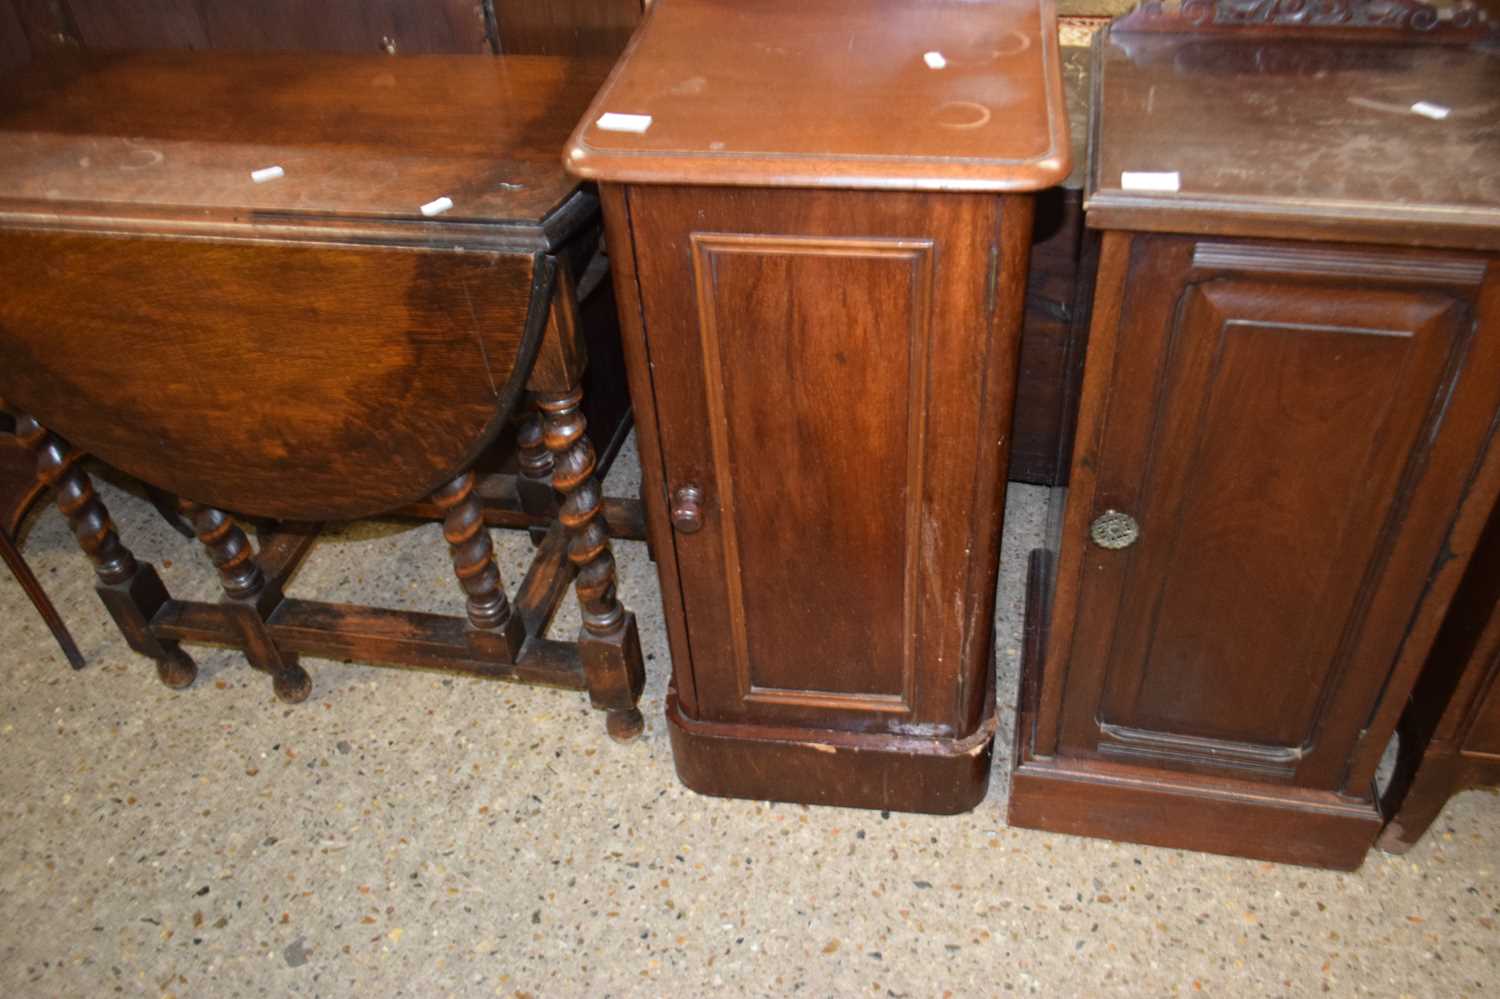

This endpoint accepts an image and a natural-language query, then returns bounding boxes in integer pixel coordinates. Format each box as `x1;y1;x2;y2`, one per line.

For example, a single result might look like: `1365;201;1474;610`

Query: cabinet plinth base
666;691;996;815
1007;752;1381;871
1007;552;1380;870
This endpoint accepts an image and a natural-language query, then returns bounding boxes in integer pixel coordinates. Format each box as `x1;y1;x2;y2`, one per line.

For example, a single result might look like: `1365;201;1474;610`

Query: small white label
596;112;653;134
1410;101;1451;120
923;51;947;69
419;196;454;217
249;165;285;184
1121;170;1181;192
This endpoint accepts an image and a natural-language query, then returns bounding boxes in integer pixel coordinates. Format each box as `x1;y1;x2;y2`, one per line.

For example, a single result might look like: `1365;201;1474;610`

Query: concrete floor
1;436;1496;998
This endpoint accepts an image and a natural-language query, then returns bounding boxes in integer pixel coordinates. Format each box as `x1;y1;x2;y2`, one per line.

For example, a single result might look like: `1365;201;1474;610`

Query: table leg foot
155;646;198;689
606;706;645;743
271;658;312;704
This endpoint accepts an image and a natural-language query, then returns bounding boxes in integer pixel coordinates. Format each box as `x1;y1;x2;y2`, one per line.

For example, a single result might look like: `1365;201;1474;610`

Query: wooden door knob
671;485;705;533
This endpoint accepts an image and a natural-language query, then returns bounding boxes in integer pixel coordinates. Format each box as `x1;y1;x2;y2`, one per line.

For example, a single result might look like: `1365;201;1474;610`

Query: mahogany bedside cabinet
0;52;649;740
566;0;1071;812
1008;2;1500;868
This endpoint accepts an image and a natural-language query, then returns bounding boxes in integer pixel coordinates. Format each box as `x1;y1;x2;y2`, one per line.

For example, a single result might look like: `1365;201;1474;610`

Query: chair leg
538;385;646;742
180;500;310;704
0;528;85;669
14;414;195;688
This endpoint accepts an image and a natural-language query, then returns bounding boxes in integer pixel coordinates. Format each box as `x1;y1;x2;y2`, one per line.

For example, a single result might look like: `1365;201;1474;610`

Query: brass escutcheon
1090;510;1139;550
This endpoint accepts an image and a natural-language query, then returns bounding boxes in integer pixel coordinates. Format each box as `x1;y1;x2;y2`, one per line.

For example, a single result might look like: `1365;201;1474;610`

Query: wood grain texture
0;51;611;226
1007;44;1094;485
1012;548;1381;871
1055;237;1499;790
667;685;997;814
52;0;490;53
194;1;492;55
625;184;1026;740
565;0;1070;191
1010;186;1094;484
10;0;648;58
64;0;205;49
1096;277;1470;766
7;0;77;57
494;0;641;57
0;0;31;74
599;183;701;715
0;229;542;521
692;232;934;712
1085;26;1500;250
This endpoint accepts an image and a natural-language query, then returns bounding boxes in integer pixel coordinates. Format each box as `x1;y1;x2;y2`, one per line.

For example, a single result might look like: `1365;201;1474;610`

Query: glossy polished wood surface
566;0;1070;191
1086;27;1500;249
58;0;493;54
1053;237;1499;788
628;186;1020;736
0;230;539;521
0;0;646;68
0;51;611;225
0;51;620;521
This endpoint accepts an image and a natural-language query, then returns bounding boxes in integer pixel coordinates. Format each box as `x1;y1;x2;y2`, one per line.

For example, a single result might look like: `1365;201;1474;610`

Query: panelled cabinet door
1058;236;1495;790
628;186;1007;737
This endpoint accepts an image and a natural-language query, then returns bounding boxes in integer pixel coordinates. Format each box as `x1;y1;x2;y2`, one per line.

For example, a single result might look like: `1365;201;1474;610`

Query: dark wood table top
1086;25;1500;249
0;51;612;231
566;0;1071;191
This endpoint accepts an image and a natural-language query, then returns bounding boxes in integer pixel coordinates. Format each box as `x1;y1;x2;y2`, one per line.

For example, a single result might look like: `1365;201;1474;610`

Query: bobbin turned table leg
539;386;645;742
180;501;310;703
432;469;526;660
515;406;555;546
13;414;196;688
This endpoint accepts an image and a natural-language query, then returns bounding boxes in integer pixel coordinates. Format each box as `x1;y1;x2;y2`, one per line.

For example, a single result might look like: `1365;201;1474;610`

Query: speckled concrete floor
1;437;1496;998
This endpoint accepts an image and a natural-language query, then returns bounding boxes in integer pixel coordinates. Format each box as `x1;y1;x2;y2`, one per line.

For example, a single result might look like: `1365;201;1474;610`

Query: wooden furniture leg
180;500;311;704
514;406;555;546
14;413;196;688
539;385;645;741
431;469;526;660
0;528;85;669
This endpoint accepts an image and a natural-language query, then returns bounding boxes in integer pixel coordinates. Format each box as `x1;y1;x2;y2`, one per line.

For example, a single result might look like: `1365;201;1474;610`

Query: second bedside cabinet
1009;8;1500;868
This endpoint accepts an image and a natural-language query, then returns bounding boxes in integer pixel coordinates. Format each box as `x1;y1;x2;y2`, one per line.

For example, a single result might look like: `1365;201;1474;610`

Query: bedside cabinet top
564;0;1071;192
1086;6;1500;251
0;52;611;242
